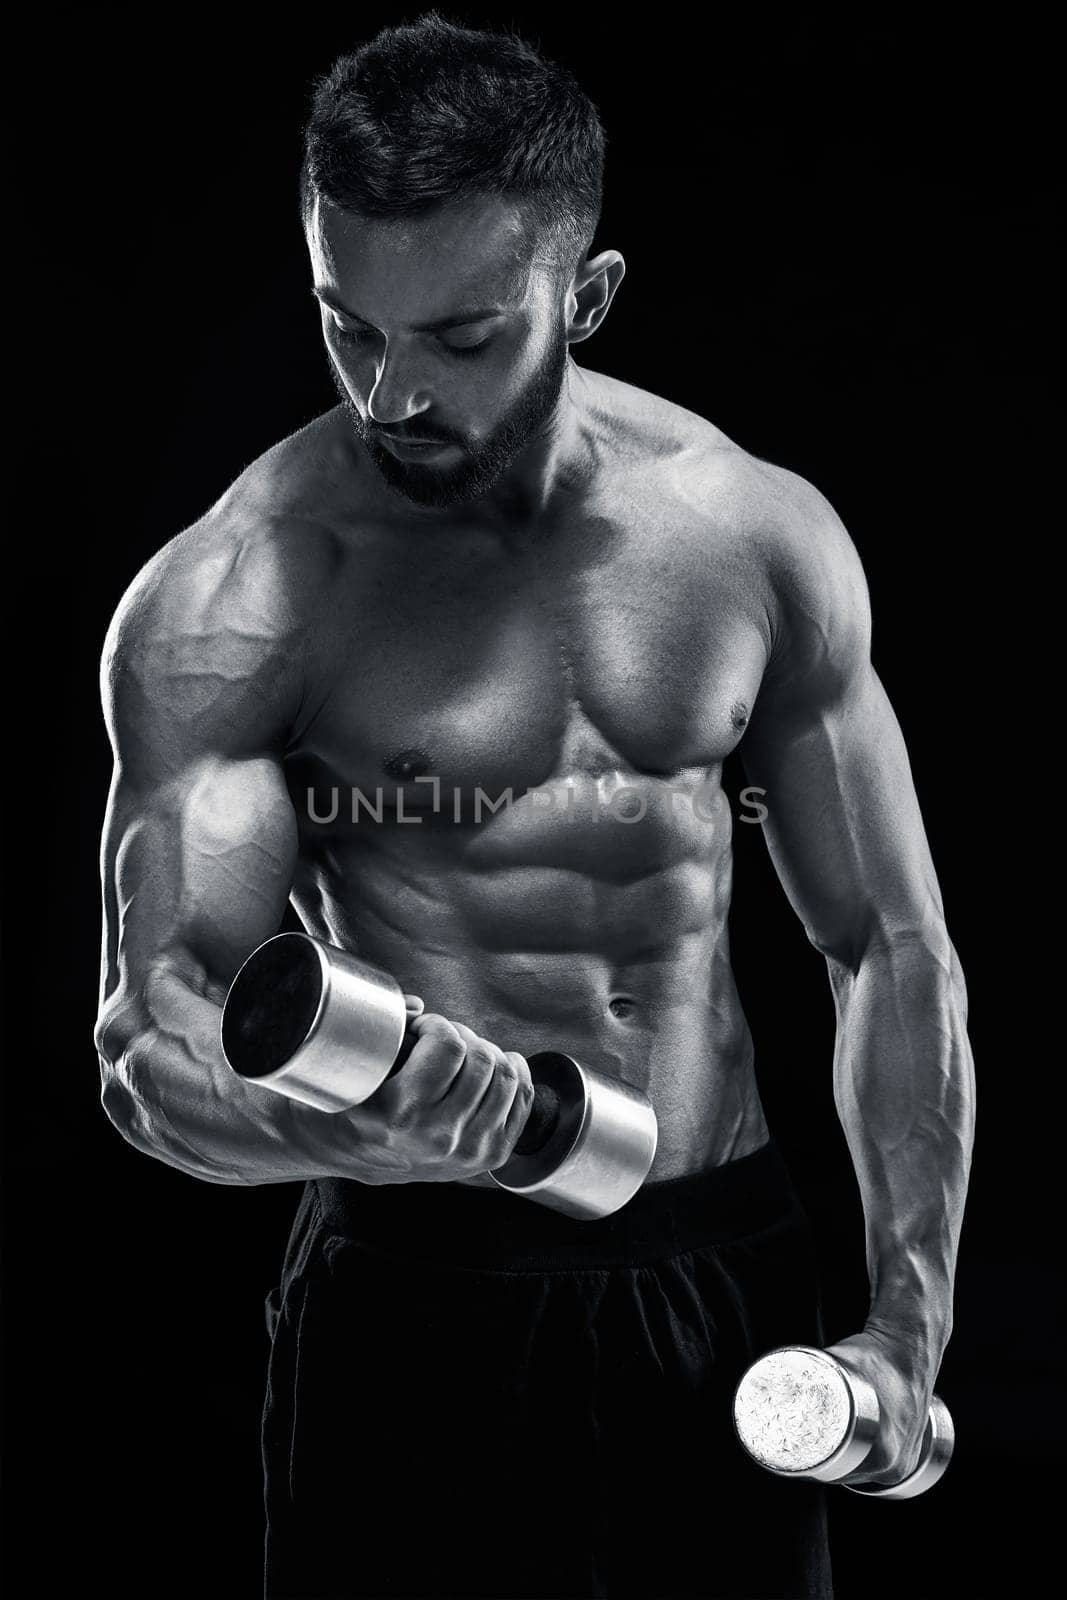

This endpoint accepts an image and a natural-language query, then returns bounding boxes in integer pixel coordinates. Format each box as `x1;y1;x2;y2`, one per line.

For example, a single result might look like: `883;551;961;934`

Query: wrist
863;1308;952;1378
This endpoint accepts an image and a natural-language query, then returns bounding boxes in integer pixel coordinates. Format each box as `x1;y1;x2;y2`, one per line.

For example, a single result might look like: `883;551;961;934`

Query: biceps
101;753;299;1007
742;668;943;960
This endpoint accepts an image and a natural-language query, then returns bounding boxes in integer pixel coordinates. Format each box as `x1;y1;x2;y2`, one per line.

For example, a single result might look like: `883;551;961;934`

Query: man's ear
566;250;626;344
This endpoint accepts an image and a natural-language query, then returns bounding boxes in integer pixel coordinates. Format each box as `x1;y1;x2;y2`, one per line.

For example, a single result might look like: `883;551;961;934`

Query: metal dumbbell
220;932;658;1221
732;1344;954;1499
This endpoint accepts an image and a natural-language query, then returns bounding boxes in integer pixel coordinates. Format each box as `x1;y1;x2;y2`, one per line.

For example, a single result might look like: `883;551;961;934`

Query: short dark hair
300;11;605;278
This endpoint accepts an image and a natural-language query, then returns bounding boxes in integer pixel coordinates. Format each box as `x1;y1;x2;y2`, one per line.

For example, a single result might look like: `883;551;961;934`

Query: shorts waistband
313;1139;801;1271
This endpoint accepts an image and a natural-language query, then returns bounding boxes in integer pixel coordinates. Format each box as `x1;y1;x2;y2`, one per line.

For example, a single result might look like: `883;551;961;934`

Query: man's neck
474;359;597;527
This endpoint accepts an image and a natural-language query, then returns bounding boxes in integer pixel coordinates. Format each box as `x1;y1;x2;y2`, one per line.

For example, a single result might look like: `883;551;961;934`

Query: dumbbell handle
389;1026;562;1156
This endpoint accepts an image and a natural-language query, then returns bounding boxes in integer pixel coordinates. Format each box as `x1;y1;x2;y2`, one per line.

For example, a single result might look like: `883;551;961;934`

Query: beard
327;326;570;509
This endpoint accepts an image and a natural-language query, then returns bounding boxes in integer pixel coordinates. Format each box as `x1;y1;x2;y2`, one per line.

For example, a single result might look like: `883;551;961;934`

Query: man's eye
442;339;491;359
333;323;374;346
331;321;491;358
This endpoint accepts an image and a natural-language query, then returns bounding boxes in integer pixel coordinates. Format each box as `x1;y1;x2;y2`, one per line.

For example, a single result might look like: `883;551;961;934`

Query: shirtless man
94;15;975;1599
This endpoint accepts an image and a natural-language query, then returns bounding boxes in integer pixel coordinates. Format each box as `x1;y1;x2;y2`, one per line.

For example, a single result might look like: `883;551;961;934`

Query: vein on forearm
827;928;975;1359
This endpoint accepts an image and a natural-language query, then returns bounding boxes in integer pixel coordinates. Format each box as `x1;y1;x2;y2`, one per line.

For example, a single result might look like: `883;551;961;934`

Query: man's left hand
822;1328;936;1487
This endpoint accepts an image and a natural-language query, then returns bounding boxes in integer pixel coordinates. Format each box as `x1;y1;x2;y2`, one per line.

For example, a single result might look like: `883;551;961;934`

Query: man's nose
366;345;432;426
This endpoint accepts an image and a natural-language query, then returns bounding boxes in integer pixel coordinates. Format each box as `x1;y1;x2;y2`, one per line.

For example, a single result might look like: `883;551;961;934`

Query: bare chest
288;507;770;809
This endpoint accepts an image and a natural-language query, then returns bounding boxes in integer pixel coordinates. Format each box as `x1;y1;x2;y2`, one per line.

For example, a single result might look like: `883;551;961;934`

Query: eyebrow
311;286;507;332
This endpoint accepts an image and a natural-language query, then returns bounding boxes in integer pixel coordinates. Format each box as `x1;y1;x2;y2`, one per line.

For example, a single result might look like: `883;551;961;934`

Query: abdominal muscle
291;781;772;1185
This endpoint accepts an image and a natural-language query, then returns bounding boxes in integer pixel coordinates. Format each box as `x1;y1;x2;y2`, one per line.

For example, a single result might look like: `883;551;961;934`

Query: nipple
383;747;434;782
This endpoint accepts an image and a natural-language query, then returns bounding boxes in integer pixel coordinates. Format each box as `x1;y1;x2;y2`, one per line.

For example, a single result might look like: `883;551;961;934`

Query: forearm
96;963;381;1186
828;930;975;1370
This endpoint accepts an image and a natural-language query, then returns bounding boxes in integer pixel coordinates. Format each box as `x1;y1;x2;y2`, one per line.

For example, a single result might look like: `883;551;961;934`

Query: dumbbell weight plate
222;932;406;1112
490;1051;659;1221
732;1345;881;1482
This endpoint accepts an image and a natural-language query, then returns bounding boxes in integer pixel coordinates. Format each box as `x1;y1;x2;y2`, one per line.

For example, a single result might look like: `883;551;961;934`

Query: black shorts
262;1140;833;1599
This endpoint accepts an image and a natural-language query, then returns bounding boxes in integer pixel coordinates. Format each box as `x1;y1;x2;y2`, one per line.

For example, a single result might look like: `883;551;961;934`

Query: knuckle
462;1045;495;1075
456;1110;500;1156
427;1123;456;1157
512;1074;535;1111
420;1025;465;1063
505;1051;532;1086
419;1013;459;1041
484;1129;516;1167
474;1101;515;1154
390;1101;417;1133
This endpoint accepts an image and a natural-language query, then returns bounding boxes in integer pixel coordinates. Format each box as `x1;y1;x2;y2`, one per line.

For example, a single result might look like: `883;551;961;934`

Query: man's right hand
343;1014;536;1184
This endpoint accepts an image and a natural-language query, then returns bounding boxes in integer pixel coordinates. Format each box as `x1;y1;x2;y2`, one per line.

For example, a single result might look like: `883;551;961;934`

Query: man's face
306;192;571;509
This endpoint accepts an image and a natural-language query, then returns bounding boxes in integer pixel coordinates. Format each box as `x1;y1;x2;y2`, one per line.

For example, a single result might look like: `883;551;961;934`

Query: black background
5;8;1060;1596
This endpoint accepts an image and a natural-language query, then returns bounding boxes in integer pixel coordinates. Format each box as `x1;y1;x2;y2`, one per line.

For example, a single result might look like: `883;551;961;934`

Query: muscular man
95;16;975;1599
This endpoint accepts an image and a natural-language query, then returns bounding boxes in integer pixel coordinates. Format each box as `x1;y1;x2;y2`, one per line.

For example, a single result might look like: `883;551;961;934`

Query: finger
460;1063;525;1166
437;1024;507;1120
449;1021;509;1064
403;993;425;1017
498;1051;536;1149
445;1021;506;1088
446;1035;530;1164
394;1013;467;1099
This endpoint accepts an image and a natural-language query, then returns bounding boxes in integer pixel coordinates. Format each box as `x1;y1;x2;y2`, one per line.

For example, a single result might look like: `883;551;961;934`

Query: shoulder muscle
750;465;873;716
101;502;339;781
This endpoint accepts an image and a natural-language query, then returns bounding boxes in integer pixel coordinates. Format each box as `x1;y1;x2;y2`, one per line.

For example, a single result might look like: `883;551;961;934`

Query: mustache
372;427;456;447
